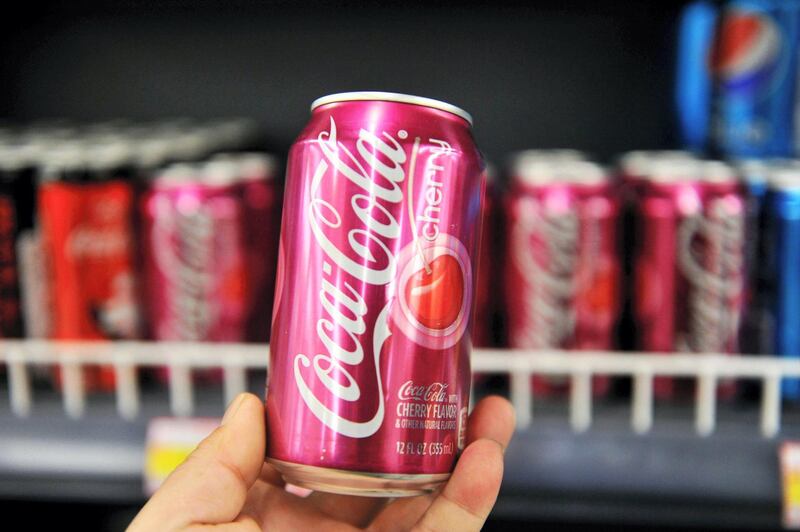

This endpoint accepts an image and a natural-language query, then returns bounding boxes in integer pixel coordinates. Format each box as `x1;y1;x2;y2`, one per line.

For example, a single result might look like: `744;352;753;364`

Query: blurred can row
5;119;800;401
0;119;280;390
480;149;800;399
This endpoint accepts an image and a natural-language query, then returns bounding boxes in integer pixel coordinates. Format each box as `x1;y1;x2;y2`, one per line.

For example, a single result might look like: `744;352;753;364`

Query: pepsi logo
712;9;782;92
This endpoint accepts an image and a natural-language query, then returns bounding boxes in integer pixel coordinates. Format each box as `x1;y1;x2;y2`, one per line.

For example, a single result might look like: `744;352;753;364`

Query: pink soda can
634;159;746;400
617;150;699;351
504;158;620;398
213;152;283;343
266;92;484;496
691;160;746;400
141;162;247;345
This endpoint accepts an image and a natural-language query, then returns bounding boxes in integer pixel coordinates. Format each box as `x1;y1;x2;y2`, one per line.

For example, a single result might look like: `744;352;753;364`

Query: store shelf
499;417;784;529
0;396;791;529
0;388;231;502
2;343;799;528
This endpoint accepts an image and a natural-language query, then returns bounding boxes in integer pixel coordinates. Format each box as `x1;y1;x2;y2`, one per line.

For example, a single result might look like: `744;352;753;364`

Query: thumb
129;393;266;531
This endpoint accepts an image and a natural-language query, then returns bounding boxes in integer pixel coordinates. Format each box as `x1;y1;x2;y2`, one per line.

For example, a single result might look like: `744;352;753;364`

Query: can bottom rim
268;458;450;498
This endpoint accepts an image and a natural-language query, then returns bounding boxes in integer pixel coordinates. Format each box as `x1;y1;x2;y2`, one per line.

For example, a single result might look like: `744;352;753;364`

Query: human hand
128;392;515;531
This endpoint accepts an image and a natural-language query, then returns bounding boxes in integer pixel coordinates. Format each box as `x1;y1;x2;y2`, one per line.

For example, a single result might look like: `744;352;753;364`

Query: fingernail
222;393;247;426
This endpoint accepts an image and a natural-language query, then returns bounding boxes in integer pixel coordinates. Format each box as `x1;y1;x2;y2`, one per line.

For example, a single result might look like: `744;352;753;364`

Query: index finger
129;393;266;530
410;438;505;532
367;395;515;531
466;395;515;450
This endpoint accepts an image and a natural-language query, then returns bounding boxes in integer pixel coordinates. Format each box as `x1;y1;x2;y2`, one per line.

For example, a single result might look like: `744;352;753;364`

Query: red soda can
39;141;141;390
213;153;282;343
505;158;619;397
266;92;483;495
633;159;746;399
141;162;247;345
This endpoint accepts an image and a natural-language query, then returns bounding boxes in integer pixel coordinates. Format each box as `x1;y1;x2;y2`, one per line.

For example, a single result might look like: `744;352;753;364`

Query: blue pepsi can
737;159;772;354
712;0;800;158
765;163;800;399
675;1;721;152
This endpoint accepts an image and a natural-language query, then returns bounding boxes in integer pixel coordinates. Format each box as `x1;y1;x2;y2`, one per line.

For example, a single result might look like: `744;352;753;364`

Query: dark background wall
1;0;685;163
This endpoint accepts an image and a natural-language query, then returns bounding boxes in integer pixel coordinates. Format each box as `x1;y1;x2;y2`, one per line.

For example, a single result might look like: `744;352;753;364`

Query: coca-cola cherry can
633;159;745;400
504;158;619;397
141;162;247;344
692;160;746;399
266;92;484;496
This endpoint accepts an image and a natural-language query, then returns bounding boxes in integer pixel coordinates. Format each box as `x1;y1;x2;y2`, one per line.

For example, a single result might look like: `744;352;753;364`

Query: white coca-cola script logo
67;228;129;259
293;117;406;438
151;197;232;341
398;380;449;403
678;197;745;353
67;201;130;259
511;197;578;348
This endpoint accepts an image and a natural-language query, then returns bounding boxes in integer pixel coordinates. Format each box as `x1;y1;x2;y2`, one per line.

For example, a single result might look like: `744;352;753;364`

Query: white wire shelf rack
1;341;799;439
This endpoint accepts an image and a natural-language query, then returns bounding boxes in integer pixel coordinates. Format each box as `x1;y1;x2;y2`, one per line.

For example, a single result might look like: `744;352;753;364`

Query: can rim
769;167;800;190
310;91;473;126
699;160;737;184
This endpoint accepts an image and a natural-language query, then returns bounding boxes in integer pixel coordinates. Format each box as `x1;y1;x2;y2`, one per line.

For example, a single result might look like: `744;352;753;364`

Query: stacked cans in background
4;113;800;405
38;139;141;390
624;153;747;399
676;0;800;158
141;154;280;345
504;151;620;397
0;118;281;390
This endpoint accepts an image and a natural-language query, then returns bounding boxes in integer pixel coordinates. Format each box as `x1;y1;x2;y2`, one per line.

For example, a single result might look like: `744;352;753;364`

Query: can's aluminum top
133;137;174;170
619;150;696;178
510;149;587;164
202;159;240;187
169;130;214;162
202;118;259;150
0;143;39;170
38;142;86;180
699;160;737;184
83;140;134;170
646;157;700;183
768;164;800;191
735;158;768;185
155;163;199;188
213;152;278;182
510;158;555;185
767;158;800;170
557;160;607;185
311;91;473;126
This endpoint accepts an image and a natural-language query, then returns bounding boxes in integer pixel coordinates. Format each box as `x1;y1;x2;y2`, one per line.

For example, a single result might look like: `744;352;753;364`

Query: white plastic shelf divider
2;341;799;438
